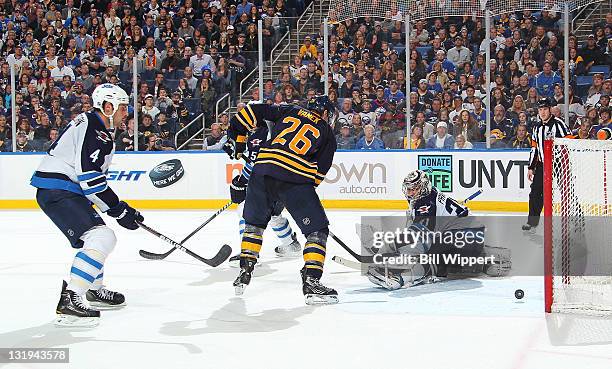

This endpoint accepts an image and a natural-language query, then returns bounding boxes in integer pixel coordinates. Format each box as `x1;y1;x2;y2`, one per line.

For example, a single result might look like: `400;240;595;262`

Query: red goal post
544;138;612;315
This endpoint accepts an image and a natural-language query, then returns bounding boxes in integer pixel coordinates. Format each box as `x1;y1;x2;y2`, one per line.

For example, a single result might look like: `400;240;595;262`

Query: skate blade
87;301;126;310
234;284;245;296
305;294;339;305
54;314;99;328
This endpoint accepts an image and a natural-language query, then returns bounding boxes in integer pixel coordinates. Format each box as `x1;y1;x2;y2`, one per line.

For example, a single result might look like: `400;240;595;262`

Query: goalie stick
138;221;232;267
138;201;233;260
331;189;483;263
331;255;362;270
460;189;482;205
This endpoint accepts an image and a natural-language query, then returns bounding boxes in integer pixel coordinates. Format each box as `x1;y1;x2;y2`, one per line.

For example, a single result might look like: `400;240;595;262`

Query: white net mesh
550;138;612;315
488;0;602;16
327;0;485;23
327;0;601;22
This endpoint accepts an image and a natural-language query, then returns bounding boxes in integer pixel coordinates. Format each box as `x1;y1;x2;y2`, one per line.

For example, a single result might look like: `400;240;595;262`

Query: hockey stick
138;201;233;260
330;190;484;263
331;255;362;270
461;189;483;205
137;221;232;267
329;232;375;263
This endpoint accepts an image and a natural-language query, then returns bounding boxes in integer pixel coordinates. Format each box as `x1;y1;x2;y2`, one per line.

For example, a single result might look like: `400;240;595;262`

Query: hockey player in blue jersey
366;170;510;290
228;124;302;265
223;96;338;305
30;83;144;327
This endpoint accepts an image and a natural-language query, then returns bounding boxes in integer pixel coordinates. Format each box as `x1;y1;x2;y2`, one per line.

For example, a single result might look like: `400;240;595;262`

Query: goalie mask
402;170;432;201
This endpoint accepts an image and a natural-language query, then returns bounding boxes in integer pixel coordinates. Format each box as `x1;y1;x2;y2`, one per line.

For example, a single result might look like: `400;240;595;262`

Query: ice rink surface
1;209;611;369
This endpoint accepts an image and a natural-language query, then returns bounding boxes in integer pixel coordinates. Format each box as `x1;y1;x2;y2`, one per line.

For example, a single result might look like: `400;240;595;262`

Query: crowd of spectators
261;10;611;150
0;0;306;152
0;1;609;153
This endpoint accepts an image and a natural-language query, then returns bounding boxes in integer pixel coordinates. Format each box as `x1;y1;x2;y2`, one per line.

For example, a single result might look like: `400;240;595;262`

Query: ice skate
86;287;126;309
55;281;100;328
274;232;301;257
301;268;338;305
234;259;256;295
522;223;537;233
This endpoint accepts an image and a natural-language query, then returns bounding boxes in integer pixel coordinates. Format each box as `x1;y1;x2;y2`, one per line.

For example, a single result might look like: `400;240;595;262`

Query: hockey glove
107;201;144;230
222;138;246;160
230;175;248;204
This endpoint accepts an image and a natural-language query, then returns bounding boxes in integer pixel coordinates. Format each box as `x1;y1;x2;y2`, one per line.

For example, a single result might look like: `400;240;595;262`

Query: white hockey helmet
92;83;130;118
402;170;432;201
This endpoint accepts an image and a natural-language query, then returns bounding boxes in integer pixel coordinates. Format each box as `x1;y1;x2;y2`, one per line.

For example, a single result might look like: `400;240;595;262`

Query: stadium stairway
178;1;327;149
573;0;610;44
222;0;327;125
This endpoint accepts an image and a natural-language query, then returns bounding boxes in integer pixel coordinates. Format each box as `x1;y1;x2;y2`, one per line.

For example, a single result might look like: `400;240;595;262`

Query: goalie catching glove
107;201;144;230
230;175;248;204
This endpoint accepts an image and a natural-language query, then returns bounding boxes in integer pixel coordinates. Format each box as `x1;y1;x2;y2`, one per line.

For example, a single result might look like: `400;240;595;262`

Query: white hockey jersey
30;112;119;212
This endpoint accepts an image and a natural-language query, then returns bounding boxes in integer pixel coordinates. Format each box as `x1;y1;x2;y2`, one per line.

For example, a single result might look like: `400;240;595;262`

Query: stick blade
204;244;232;267
332;255;367;270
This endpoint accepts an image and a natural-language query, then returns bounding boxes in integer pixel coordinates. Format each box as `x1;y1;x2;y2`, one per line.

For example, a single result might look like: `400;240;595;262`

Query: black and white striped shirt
529;116;570;169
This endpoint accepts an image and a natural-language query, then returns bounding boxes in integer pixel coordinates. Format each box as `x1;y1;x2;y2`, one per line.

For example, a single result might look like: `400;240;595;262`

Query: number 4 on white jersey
90;149;100;163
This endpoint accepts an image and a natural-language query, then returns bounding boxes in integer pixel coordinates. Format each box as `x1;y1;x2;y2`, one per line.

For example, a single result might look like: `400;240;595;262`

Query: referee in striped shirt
523;97;570;231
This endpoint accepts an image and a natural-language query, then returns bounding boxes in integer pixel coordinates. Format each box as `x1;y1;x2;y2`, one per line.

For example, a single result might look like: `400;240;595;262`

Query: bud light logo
107;170;146;181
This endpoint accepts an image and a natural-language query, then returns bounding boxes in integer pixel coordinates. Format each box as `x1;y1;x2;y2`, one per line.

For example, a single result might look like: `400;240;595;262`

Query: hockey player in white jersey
30;83;143;327
366;170;510;290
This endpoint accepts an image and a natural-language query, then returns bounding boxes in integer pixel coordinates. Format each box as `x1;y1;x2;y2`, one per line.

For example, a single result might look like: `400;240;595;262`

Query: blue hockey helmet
307;95;336;120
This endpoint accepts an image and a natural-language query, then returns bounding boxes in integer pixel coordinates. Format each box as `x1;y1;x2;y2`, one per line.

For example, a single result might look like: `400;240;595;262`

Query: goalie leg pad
482;245;512;277
367;266;404;290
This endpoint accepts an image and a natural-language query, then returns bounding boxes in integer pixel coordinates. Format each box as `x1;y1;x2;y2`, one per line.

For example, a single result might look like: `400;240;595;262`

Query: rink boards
0;149;530;211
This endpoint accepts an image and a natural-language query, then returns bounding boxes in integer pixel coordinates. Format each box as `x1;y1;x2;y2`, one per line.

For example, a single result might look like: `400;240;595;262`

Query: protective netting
327;0;485;23
488;0;603;16
550;138;612;315
327;0;601;22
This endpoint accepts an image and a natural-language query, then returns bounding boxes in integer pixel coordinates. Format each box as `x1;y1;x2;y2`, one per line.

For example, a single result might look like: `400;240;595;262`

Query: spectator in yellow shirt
299;36;318;61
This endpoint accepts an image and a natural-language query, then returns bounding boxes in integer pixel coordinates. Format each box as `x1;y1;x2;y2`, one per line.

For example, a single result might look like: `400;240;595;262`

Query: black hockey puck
515;289;524;299
149;159;185;188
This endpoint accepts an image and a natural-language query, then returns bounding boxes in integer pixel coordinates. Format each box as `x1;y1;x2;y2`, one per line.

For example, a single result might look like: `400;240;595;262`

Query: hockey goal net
544;138;612;315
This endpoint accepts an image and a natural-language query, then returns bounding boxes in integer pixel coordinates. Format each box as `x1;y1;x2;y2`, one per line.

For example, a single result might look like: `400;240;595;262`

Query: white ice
1;210;611;369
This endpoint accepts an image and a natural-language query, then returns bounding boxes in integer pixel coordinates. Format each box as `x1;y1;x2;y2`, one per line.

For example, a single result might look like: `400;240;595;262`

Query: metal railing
215;93;230;122
239;65;260;100
231;8;319;115
269;2;316;80
175;92;229;150
174;113;204;150
269;30;292;80
178;126;206;150
573;1;603;33
239;9;317;102
295;4;317;55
